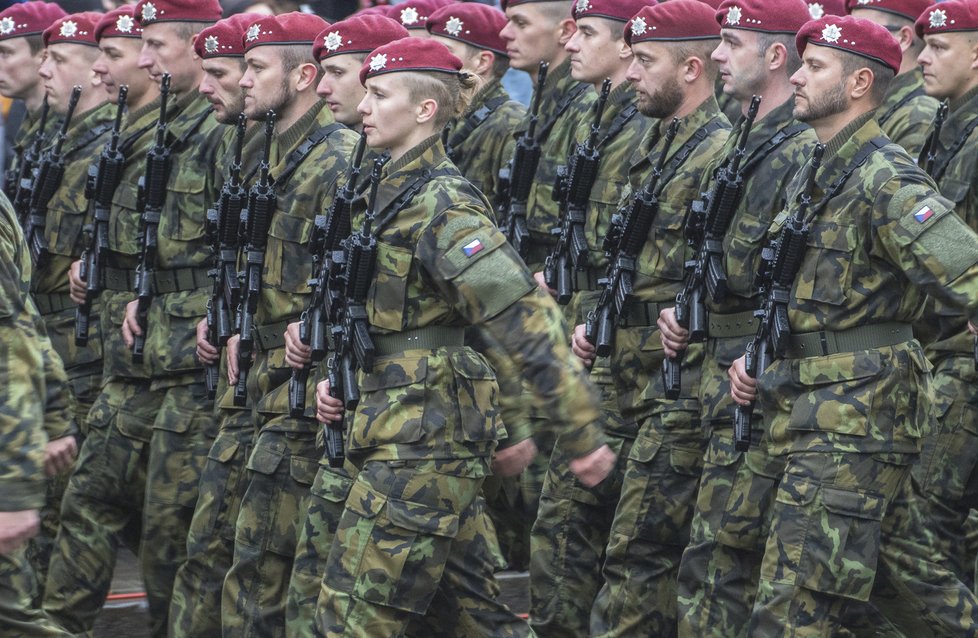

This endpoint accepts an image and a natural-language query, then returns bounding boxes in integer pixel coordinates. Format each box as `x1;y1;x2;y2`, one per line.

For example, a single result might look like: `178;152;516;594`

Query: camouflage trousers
142;382;217;637
912;355;978;590
315;458;531;638
221;419;320;638
168;409;255;638
43;380;160;634
749;450;978;637
285;459;355;638
1;547;68;637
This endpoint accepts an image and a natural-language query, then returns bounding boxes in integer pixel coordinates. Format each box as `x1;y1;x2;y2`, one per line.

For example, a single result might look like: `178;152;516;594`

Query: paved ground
92;550;530;636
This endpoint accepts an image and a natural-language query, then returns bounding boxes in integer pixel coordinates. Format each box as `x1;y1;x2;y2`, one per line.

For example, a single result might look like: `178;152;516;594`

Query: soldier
525;0;656;635
558;3;728;636
650;2;819;635
167;13;265;637
727;13;978;635
45;6;165;635
282;15;408;637
847;0;938;156
906;0;978;596
218;13;359;636
313;36;614;637
388;0;452;37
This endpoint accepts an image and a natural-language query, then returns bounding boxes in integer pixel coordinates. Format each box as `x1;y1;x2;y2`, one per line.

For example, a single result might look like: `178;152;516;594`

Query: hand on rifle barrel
196;318;219;365
571;323;596;366
533;271;557;298
316;378;345;425
284;321;312;370
728;354;758;406
657;307;690;358
68;260;87;305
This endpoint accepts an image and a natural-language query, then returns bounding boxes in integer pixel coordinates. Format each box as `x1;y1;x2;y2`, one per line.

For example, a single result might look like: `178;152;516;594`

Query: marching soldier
847;0;938;157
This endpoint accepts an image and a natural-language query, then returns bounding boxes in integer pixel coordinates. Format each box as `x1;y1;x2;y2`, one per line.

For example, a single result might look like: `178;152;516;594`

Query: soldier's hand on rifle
491;438;538;477
284;321;312;370
121;299;141;348
657;307;690;358
532;271;557;298
571;323;596;366
569;444;616;488
0;510;39;555
728;354;758;406
43;435;78;477
68;260;87;305
226;334;241;385
315;378;345;425
196;318;219;365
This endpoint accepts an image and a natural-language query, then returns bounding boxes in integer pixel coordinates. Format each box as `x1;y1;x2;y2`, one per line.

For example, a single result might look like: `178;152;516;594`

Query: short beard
794;79;848;123
251;78;294;121
638;75;684;119
216;94;246;124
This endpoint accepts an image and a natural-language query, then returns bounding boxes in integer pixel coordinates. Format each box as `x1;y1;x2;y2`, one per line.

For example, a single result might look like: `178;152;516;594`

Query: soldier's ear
617;39;631;61
190;34;200;62
474;50;494;77
416;97;438;125
767;41;788;72
896;25;915;55
848;66;873;101
557;18;576;46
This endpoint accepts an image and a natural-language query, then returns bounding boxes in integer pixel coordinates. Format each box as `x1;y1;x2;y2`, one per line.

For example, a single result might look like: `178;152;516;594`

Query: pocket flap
386;498;459;538
170;168;205;195
208;435;240;463
449;350;496;381
344;477;383;519
290;455;318;486
797;351;882;386
821;486;885;521
806;221;858;251
247;446;284;475
269;211;313;244
774;474;818;507
375;241;413;276
360;357;428;392
312;465;354;503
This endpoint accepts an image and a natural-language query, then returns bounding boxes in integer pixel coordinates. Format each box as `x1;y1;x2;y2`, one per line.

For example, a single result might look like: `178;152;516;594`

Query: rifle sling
272;123;345;190
597;104;639;151
444;95;511;161
64;122;115;159
535;83;590;145
120;121;157;155
877;86;926;127
930;115;978;183
657;119;727;190
372;167;456;233
739;122;810;177
805;136;889;222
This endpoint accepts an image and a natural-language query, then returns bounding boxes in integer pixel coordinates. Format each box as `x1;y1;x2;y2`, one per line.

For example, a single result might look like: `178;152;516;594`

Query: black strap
806;136;888;222
444;94;511;161
166;108;213;154
658;119;726;189
535;83;590;145
120;120;157;155
373;167;456;233
878;86;926;126
272;123;344;190
930;116;978;183
740;122;810;177
597;104;639;151
65;122;115;158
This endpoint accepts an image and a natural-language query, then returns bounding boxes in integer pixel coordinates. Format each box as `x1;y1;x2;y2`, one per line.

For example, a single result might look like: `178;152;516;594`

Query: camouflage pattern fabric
677;98;817;638
0;549;68;637
876;68;938;159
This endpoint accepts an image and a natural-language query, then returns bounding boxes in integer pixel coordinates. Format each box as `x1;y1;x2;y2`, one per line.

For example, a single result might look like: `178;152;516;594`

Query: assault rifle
733;143;824;451
234;112;276;407
288;132;367;418
322;154;388;467
132;73;171;363
25;86;82;267
544;78;611;305
499;61;548;259
76;85;128;347
12;97;50;221
918;99;948;175
664;96;761;397
585;118;680;357
204;112;248;399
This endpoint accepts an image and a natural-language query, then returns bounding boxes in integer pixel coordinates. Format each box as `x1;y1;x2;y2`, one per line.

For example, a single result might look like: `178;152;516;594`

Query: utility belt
572;267;601;292
152;266;212;295
104;266;136;292
708;310;760;339
33;292;74;315
784;322;913;359
373;326;466;357
619;300;669;328
254;320;289;352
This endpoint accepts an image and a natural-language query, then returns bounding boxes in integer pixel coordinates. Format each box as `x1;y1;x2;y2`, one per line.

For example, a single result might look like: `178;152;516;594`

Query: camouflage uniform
909;84;978;592
314;134;606;637
221;102;357;638
675;98;817;638
528;80;655;637
875;68;937;159
43;96;168;635
0;192;72;637
5;108;49;199
584;96;729;638
748;111;978;636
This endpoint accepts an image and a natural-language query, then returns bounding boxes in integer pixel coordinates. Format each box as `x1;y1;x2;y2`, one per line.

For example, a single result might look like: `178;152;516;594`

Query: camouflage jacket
6;107;49;200
876;68;937;159
0;193;75;510
142;92;226;390
347;134;604;464
759;112;978;455
247;102;358;421
100;97;167;383
523;58;595;269
443;77;525;201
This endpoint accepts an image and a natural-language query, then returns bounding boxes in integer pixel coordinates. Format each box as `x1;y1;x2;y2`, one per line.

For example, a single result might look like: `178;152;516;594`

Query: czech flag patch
462;238;484;257
914;206;934;224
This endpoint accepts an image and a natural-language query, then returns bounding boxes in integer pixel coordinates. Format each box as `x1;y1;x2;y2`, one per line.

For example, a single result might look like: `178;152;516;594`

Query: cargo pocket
201;431;244;541
368;242;412;332
648;205;687;282
450;350;499;442
789;351;881;436
158;170;206;242
794;221;858;306
265;210;314;293
348;358;428;450
47;205;87;256
109;184;143;255
264;453;318;556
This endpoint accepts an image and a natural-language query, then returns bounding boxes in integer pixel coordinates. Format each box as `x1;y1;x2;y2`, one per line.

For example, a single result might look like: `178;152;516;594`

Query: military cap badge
808;3;824;19
324;31;343;51
821;23;841;42
631;17;647;36
369;52;387;71
400;6;419;25
116;15;135;33
445;16;463;36
929;9;947;29
59;20;78;38
726;6;742;25
246;24;260;42
204;34;218;53
575;0;592;13
0;17;16;35
141;2;157;22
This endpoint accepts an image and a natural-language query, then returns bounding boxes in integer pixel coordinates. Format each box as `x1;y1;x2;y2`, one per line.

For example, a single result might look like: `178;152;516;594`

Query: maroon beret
355;7;391;18
43;11;102;47
796;14;901;72
195;13;262;58
914;1;978;37
807;0;846;18
0;2;67;41
716;0;812;34
847;0;934;22
314;15;408;61
625;0;720;45
95;6;143;41
426;4;507;55
501;0;558;10
389;0;454;30
359;36;461;85
572;0;658;22
243;12;329;51
133;0;222;26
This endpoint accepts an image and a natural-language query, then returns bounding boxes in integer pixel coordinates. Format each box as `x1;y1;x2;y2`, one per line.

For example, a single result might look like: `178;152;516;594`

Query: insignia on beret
726;6;742;26
929;9;947;29
369;52;387;71
59;20;78;38
0;17;16;35
204;34;218;53
141;2;157;21
808;3;824;19
324;30;343;51
857;0;871;4
445;16;463;36
821;23;841;42
400;6;419;25
246;24;260;42
116;15;135;33
575;0;591;13
631;16;647;36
